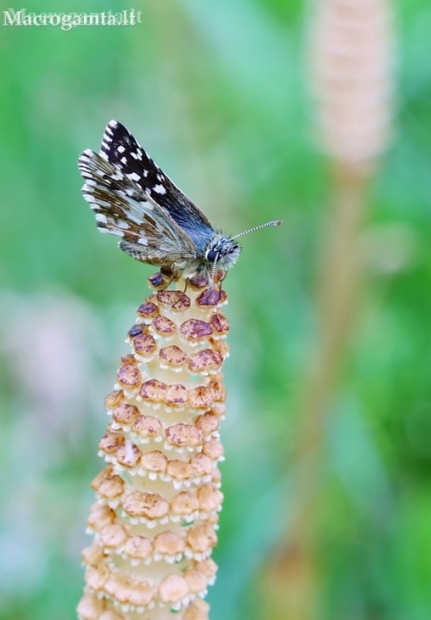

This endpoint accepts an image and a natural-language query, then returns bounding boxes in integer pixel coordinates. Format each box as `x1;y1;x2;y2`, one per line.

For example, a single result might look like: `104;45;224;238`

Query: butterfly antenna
231;219;283;239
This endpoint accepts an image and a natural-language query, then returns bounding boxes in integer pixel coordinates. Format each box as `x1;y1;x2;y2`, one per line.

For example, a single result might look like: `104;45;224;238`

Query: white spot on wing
138;237;148;245
95;213;108;224
117;145;125;154
128;213;144;225
127;172;141;182
153;184;167;195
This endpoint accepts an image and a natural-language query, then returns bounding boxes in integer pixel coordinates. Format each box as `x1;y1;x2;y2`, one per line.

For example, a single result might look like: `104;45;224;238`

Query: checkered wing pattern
78;148;196;264
98;121;215;247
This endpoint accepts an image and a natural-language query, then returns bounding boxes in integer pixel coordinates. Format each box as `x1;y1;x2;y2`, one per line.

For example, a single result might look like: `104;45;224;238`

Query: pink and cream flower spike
77;272;230;620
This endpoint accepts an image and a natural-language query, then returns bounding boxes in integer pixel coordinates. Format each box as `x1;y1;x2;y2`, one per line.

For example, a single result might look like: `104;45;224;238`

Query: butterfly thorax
164;234;241;281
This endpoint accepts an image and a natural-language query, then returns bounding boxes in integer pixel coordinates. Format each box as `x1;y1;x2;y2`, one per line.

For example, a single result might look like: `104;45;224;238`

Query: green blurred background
1;0;431;619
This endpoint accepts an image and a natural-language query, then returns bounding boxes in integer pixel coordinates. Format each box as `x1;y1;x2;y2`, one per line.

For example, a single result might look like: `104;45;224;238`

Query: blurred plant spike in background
260;1;396;619
77;276;229;620
309;0;395;169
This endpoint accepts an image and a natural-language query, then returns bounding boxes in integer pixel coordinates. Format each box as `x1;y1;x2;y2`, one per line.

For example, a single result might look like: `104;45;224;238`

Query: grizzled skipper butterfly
78;121;282;283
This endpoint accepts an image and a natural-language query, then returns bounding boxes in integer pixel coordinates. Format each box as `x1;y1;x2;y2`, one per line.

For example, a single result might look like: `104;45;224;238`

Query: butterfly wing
78;149;196;264
99;120;215;253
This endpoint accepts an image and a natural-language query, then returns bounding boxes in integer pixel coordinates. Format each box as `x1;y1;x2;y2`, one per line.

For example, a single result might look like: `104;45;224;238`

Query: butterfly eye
206;250;219;263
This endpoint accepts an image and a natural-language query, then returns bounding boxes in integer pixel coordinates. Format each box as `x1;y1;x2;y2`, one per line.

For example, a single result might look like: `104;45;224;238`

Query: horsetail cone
77;273;229;620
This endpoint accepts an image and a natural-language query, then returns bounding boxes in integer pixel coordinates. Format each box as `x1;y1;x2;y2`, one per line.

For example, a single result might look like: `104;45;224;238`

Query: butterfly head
205;235;242;272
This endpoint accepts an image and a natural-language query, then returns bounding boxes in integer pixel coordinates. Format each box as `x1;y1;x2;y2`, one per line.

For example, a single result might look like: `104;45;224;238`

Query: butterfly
78;120;282;283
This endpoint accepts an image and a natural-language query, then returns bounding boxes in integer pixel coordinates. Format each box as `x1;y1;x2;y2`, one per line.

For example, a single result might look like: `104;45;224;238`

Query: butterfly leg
160;266;179;290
